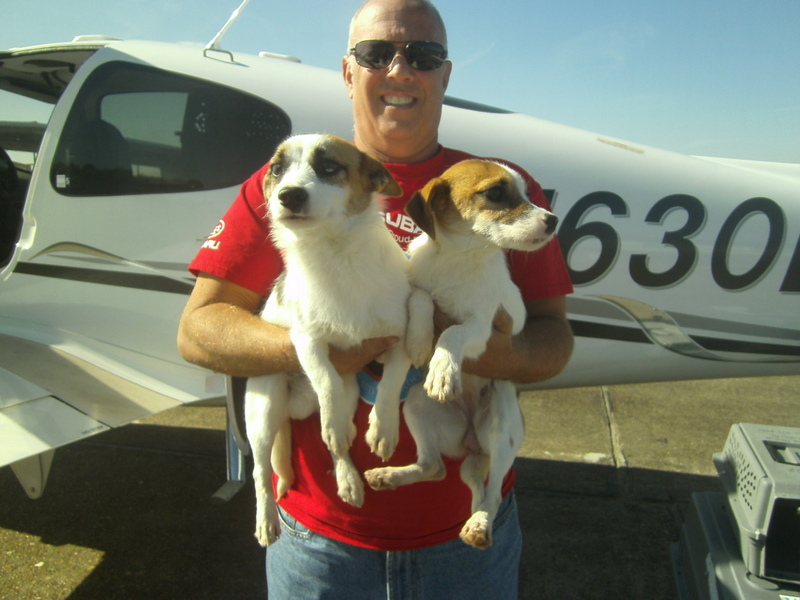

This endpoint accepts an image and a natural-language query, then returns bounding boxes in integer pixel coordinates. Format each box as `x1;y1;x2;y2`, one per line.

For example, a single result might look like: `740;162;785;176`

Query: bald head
349;0;447;49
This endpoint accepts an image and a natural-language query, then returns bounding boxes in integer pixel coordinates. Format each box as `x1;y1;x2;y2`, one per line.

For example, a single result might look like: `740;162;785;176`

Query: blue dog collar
357;365;425;405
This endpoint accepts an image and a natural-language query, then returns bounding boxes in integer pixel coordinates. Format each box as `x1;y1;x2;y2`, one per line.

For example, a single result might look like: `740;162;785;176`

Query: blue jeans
265;492;522;599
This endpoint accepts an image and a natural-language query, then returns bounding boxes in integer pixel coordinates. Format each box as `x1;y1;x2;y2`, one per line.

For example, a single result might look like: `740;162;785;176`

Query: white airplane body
1;32;797;497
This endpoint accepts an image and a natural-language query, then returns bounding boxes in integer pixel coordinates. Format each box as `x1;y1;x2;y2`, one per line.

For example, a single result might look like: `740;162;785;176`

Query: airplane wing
0;331;221;498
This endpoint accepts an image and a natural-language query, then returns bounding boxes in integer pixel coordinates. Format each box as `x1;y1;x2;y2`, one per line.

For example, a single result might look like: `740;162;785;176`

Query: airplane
1;4;798;501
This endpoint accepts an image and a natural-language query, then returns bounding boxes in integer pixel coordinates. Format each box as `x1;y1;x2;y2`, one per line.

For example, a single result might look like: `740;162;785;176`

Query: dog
364;159;558;548
244;134;412;547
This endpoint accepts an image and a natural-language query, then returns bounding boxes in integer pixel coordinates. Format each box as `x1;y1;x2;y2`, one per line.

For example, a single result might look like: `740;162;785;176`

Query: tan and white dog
244;134;412;547
365;159;558;549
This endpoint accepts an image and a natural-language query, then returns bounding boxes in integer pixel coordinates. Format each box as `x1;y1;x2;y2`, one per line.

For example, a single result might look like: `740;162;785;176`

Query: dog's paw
407;342;433;369
336;468;365;507
254;504;282;547
406;329;434;368
459;511;492;549
366;410;399;461
364;467;401;490
425;348;461;402
321;414;357;457
406;287;435;367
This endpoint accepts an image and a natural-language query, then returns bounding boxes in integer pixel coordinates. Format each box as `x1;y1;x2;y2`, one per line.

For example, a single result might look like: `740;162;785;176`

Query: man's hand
330;336;400;375
431;297;573;384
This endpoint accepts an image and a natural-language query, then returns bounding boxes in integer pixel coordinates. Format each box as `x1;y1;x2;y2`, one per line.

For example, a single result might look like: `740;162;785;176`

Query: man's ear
342;56;355;99
441;60;452;92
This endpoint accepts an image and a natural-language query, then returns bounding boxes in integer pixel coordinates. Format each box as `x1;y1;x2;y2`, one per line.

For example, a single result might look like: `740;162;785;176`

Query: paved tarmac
1;374;798;600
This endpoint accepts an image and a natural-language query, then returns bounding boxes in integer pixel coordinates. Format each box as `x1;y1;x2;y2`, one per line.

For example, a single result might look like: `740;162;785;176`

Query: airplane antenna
204;0;252;60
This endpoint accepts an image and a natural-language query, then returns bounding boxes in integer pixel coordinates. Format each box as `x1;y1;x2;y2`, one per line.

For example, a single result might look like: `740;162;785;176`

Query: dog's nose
278;187;309;213
544;213;558;235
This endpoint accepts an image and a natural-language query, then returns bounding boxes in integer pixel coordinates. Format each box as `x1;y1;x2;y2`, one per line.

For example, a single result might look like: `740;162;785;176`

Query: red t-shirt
189;146;573;550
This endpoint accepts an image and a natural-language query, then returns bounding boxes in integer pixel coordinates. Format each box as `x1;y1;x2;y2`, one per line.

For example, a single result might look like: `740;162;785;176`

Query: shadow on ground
0;423;719;600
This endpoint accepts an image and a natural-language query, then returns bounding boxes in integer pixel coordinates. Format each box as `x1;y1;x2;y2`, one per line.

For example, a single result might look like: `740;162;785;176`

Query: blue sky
5;0;799;163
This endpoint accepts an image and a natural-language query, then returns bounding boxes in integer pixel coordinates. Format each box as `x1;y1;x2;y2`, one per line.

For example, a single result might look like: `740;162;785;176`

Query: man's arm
177;272;400;378
439;295;574;385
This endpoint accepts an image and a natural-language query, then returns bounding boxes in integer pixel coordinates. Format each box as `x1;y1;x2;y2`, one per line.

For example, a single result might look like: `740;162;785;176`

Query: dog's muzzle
278;186;309;215
544;214;558;235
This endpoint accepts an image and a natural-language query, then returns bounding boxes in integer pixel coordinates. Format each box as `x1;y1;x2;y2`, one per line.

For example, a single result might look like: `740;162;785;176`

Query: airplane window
50;61;291;196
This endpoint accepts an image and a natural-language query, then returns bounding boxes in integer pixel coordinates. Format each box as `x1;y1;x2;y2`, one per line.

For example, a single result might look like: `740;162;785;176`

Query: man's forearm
464;314;574;385
509;314;574;384
178;296;402;378
178;302;301;378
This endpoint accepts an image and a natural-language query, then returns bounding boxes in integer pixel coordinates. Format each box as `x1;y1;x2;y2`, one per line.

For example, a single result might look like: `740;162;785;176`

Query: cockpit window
50;61;291;196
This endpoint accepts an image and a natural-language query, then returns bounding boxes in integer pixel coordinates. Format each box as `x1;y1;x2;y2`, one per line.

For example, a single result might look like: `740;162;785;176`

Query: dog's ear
361;154;403;197
405;178;450;240
406;191;435;239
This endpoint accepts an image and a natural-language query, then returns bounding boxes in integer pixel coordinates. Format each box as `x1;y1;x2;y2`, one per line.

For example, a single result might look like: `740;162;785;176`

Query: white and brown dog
244;134;412;546
365;159;558;548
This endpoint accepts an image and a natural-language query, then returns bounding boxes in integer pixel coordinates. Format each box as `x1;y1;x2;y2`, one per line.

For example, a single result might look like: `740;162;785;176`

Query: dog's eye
482;185;504;203
315;158;344;178
270;162;284;177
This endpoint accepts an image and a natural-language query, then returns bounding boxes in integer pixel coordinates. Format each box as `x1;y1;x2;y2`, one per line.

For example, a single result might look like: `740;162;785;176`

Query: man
178;0;574;597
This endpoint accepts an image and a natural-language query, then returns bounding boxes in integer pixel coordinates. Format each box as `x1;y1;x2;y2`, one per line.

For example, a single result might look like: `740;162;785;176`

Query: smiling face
343;0;452;164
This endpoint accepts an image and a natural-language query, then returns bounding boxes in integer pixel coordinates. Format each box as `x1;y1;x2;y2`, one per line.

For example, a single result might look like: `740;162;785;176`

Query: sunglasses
349;40;448;71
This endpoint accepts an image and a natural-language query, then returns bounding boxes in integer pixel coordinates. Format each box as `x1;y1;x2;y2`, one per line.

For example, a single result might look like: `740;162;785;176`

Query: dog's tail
272;420;294;498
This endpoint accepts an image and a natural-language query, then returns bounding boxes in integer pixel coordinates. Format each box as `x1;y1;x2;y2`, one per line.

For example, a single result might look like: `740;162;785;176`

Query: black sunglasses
349;40;448;71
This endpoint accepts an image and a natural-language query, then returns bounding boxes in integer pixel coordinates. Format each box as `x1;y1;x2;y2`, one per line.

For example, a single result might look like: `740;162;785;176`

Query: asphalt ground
1;374;798;599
